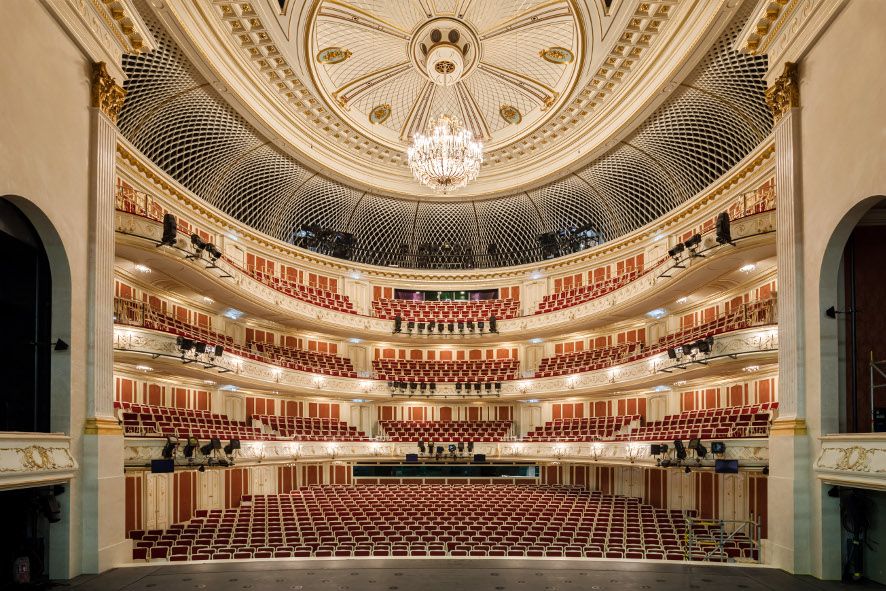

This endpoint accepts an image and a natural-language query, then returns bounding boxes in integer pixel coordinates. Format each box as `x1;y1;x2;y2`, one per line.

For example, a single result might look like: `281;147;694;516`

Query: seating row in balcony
535;342;644;378
534;298;777;379
373;298;520;323
614;403;778;441
378;420;512;442
116;401;271;441
129;484;756;562
249;269;357;315
252;415;368;441
250;342;357;378
373;358;519;383
535;268;648;314
524;415;640;442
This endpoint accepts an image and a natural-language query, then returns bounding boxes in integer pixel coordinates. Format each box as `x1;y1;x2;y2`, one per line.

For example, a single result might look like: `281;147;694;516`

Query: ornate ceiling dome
119;1;770;269
306;1;582;157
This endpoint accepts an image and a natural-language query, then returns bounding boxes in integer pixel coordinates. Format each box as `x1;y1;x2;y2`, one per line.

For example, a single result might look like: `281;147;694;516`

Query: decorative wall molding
125;437;769;469
0;433;79;490
815;434;886;491
765;62;800;122
113;325;777;400
92;61;127;123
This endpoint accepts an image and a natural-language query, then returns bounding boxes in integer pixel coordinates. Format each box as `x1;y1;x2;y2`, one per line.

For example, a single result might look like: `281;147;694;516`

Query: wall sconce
590;442;604;461
566;375;578;390
626;443;644;464
312;375;326;389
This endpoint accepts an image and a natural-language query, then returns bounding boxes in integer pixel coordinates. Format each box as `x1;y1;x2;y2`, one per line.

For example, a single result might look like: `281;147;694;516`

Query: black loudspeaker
405;453;419;463
714;459;739;474
161;213;178;246
472;453;486;463
194;342;207;354
489;315;498;333
874;407;886;433
151;459;175;473
716;211;732;244
667;348;677;359
214;345;224;357
393;315;402;333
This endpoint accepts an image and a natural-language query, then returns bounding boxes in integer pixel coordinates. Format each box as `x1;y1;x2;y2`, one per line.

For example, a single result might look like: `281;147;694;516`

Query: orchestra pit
1;1;885;590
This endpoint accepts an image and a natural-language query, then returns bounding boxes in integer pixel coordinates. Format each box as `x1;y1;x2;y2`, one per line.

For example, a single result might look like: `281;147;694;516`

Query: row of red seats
535;268;647;314
534;298;777;379
379;420;511;442
614;403;779;441
116;401;272;441
524;415;639;442
249;269;357;315
535;342;644;377
373;358;519;383
372;298;520;322
115;298;234;349
250;342;357;378
252;414;368;441
129;484;757;563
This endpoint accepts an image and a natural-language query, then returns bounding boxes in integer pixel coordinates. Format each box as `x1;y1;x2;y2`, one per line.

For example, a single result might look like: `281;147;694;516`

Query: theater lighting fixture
201;437;222;456
739;263;757;273
203;296;214;304
673;439;687;461
529;338;543;344
190;233;206;252
223;439;241;456
688;438;707;459
710;441;726;455
223;308;244;320
646;308;666;319
407;114;483;193
176;336;195;353
183;437;199;459
161;436;178;459
134;264;151;273
743;365;760;372
668;243;685;259
676;296;689;304
135;364;153;372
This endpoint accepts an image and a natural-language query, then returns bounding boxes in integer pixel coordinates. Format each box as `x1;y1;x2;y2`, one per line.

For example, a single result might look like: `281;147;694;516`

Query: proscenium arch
0;195;73;436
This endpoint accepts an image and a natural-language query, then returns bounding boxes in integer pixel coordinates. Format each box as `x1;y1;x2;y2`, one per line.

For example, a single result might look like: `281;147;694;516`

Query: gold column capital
83;417;124;435
91;61;127;124
765;61;800;122
770;417;807;437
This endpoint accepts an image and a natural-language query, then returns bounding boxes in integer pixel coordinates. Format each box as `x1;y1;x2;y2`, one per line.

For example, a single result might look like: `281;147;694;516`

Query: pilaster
80;62;129;573
765;62;812;574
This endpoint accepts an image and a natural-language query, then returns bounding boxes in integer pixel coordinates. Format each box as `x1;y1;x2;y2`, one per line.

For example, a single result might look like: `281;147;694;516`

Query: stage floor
66;559;884;591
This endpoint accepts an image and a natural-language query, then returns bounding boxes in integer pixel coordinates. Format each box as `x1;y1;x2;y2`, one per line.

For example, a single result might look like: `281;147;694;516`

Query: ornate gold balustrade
0;433;79;490
815;434;886;491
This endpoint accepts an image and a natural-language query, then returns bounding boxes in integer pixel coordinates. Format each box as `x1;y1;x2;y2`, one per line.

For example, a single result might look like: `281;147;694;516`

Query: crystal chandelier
407;114;483;193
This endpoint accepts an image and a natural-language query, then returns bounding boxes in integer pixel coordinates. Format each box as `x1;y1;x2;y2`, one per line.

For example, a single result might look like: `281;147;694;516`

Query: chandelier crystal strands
407;114;483;193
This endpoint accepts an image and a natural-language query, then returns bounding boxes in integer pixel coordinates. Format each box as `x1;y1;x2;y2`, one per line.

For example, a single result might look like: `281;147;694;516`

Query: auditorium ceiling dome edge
120;0;771;267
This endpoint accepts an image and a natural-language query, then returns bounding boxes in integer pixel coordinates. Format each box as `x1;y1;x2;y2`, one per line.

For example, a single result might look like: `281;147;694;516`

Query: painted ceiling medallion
316;47;352;64
499;105;522;125
369;104;392;125
540;47;575;64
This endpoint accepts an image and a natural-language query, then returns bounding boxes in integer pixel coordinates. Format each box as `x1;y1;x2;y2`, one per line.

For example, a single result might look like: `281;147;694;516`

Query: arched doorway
0;198;53;432
821;196;886;434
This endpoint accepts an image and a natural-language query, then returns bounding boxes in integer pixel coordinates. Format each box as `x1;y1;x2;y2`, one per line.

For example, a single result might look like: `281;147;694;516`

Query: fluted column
80;62;129;573
764;62;812;575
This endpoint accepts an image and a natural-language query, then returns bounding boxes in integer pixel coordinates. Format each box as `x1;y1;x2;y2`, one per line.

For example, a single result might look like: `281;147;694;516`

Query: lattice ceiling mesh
119;5;769;268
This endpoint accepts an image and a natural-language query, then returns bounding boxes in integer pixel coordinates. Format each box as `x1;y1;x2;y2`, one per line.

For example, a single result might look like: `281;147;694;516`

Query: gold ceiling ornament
499;104;522;125
765;62;799;122
540;47;575;64
91;61;126;123
317;47;353;64
369;104;392;125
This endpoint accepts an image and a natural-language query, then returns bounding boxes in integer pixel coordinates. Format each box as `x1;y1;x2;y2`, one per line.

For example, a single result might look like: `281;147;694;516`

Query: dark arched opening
0;198;53;432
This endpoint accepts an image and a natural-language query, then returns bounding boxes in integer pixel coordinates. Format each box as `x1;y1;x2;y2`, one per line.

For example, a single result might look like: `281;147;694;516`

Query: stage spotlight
467;440;474;453
176;336;195;353
684;233;702;252
435;446;444;460
457;441;464;454
162;436;179;460
393;316;402;333
688;438;707;458
183;436;199;459
417;322;425;333
710;441;726;455
207;244;222;261
667;348;677;360
696;336;714;354
190;233;206;252
467;321;475;332
212;345;224;358
716;212;732;245
489;315;498;333
668;243;685;259
673;439;687;461
438;322;445;333
457;322;465;333
194;342;207;355
223;439;241;456
161;214;178;246
681;343;694;356
448;322;455;333
200;437;222;456
407;321;415;333
418;439;426;454
448;444;457;457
